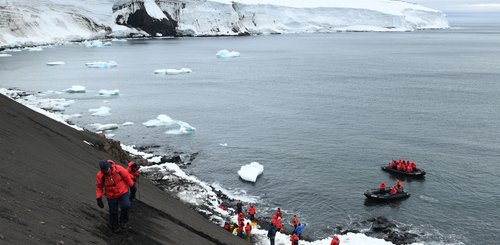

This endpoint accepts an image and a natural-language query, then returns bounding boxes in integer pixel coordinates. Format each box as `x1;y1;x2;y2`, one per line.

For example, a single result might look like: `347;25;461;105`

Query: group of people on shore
95;159;140;233
388;159;417;173
379;180;404;195
223;202;340;245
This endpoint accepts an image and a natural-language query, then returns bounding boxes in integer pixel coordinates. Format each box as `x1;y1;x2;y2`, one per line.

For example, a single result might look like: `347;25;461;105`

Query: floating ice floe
219;143;228;147
237;162;264;183
111;38;127;42
65;85;86;93
165;121;196;135
85;61;118;68
25;47;43;51
84;40;111;48
216;49;240;58
88;106;111;116
98;89;120;96
143;114;177;127
153;68;192;75
122;122;134;126
46;61;65;66
0;53;12;57
91;123;119;131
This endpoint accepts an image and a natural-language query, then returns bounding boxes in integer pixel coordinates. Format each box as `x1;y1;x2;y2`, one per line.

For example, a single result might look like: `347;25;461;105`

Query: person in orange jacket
292;214;299;228
127;161;140;201
290;233;299;245
248;204;256;221
245;222;252;241
96;160;134;233
331;235;340;245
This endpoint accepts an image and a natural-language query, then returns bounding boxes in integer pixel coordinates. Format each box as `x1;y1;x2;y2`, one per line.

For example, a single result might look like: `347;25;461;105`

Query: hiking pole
137;177;141;201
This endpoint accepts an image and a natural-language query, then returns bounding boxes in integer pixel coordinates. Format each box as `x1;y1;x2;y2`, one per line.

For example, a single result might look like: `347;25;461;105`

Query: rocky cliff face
113;0;177;37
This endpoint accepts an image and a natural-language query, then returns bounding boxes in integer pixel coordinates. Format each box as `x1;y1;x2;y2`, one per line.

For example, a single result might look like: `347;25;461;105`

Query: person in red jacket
275;208;283;220
248;204;256;221
245;222;252;241
292;214;299;228
290;233;299;245
237;220;244;239
379;182;386;191
331;235;340;245
390;186;397;195
389;161;395;169
396;180;404;192
238;212;245;224
127;161;140;201
96;160;134;233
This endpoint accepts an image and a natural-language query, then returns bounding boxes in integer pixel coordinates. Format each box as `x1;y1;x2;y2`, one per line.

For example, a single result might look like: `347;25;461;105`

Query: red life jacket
331;237;340;245
292;216;299;227
290;234;299;245
96;162;134;199
389;162;394;169
390;187;397;195
249;206;256;215
245;224;252;234
380;182;386;190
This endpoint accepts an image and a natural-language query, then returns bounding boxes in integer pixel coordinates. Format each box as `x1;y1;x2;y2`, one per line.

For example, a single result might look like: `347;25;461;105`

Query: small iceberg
85;61;118;68
216;50;240;58
98;89;120;96
143;114;177;127
111;38;127;42
84;40;112;47
65;85;86;93
122;122;134;126
154;68;192;75
238;162;264;183
165;121;196;135
91;123;119;131
46;61;65;66
89;106;111;116
26;47;43;51
37;98;74;112
0;53;12;57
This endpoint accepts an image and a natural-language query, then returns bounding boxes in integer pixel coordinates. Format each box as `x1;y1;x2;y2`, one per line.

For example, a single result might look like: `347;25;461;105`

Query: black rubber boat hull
381;166;426;177
364;188;410;201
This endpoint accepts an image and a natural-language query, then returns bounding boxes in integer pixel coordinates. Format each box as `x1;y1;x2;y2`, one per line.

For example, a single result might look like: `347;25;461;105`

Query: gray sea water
1;24;500;244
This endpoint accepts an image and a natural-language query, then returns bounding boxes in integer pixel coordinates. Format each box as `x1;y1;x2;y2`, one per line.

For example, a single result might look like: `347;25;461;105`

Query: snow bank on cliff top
213;0;441;15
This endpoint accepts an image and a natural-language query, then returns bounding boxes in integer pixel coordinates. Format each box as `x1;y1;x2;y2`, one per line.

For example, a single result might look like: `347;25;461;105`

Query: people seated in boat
390;186;398;195
410;161;416;169
396;180;404;192
379;182;386;191
406;165;413;173
389;160;395;169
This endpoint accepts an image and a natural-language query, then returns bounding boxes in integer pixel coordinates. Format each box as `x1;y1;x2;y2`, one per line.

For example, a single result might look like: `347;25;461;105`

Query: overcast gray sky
411;0;500;12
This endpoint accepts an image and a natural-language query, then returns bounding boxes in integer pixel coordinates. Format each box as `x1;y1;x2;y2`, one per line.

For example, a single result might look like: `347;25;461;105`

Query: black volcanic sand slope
0;94;247;245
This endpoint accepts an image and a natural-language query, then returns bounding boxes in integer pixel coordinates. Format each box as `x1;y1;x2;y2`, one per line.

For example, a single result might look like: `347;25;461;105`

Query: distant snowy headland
0;0;448;48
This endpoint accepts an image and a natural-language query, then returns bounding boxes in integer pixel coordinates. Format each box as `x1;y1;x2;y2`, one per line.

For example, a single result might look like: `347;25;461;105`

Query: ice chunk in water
66;85;86;93
237;162;264;183
0;53;12;57
216;50;240;58
98;89;120;96
85;61;118;68
47;61;65;66
143;114;176;127
165;121;196;135
154;68;192;75
91;123;119;131
89;106;111;116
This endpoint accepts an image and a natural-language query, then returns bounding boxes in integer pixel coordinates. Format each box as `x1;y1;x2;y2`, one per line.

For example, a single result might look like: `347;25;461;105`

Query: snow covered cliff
0;0;448;48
